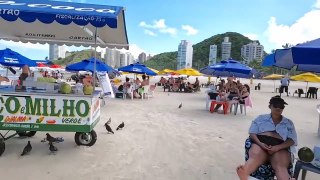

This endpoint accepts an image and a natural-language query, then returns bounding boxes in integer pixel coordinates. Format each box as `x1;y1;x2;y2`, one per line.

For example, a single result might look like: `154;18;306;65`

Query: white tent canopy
0;0;129;49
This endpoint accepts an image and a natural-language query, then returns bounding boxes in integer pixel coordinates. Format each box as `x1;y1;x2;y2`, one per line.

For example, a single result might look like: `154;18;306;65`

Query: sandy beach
0;78;319;180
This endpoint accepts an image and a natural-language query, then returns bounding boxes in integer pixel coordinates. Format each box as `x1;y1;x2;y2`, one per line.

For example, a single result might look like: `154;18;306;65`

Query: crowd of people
207;77;251;112
114;74;151;99
159;76;200;93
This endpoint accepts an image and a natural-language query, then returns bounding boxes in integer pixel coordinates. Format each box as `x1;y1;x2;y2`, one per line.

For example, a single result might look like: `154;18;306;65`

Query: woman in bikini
237;95;297;180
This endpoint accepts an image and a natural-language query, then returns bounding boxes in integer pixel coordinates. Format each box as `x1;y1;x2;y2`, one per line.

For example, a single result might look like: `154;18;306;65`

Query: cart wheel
17;131;37;137
74;130;97;146
0;139;5;156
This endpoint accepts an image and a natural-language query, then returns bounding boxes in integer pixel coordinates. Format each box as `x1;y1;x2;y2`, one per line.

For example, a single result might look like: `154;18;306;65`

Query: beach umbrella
263;74;285;92
118;62;157;76
0;0;128;49
158;69;175;75
174;68;202;76
263;74;284;80
200;60;253;78
291;72;320;91
262;52;320;73
37;63;47;67
148;67;159;74
0;48;37;67
66;58;118;74
49;64;62;69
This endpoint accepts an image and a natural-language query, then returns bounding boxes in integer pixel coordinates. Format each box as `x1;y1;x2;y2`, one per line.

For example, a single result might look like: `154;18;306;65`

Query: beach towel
244;96;253;108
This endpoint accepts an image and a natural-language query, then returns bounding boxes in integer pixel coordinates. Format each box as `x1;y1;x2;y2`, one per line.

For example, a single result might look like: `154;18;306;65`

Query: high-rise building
104;48;121;68
126;52;134;65
221;37;231;60
177;40;193;70
209;45;217;65
138;52;147;63
241;41;264;63
49;44;66;60
147;54;153;61
120;53;126;67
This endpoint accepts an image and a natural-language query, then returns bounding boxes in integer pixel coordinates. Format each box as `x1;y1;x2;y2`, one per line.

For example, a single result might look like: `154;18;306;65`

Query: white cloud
181;25;199;36
139;19;177;36
243;33;259;40
314;0;320;8
144;30;157;37
264;8;320;49
0;40;48;50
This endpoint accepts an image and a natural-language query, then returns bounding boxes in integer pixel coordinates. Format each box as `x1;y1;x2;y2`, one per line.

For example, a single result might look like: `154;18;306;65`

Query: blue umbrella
200;59;253;78
118;62;157;76
0;48;37;67
291;38;320;65
200;66;256;78
66;58;118;74
262;52;320;73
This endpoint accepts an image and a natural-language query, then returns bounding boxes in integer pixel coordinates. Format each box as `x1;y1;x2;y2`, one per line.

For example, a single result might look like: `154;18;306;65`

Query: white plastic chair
233;96;252;115
317;104;320;137
123;84;134;100
141;85;150;100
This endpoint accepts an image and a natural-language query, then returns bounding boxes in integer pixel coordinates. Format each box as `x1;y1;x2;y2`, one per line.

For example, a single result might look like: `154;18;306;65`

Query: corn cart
0;0;129;156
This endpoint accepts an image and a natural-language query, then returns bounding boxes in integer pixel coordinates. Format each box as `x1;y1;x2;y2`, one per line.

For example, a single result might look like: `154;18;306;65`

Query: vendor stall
0;0;129;156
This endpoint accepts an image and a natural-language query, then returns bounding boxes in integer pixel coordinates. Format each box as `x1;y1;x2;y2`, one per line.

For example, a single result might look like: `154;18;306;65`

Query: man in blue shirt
237;95;297;180
280;76;290;97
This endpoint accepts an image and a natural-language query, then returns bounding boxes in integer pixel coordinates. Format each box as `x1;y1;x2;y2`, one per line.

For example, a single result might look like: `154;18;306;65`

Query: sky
1;0;320;60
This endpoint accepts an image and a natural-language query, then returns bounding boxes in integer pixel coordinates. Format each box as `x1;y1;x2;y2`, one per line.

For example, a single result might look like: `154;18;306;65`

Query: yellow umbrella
290;72;320;82
291;72;320;91
263;74;284;80
263;74;285;92
174;68;202;76
148;67;159;74
158;69;175;75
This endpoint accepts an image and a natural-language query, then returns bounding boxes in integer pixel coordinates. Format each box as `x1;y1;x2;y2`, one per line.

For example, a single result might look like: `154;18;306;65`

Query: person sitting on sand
237;95;297;180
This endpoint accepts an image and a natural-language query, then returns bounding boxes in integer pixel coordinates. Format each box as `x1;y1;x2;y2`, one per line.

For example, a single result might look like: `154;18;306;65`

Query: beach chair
307;87;318;99
292;89;306;98
233;96;252;115
244;138;293;180
141;85;155;99
123;84;134;100
206;94;217;111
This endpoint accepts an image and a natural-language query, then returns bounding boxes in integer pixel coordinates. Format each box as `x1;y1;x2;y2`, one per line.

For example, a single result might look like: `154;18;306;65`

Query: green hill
145;32;255;70
53;49;101;65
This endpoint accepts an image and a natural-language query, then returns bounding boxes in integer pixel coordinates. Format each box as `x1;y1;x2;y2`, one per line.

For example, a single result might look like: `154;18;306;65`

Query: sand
0;78;319;180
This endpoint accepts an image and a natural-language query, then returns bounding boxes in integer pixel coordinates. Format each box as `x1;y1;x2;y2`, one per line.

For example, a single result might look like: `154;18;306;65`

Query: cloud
0;40;49;50
181;25;199;36
264;8;320;49
243;33;259;40
139;19;177;36
144;30;157;37
314;0;320;8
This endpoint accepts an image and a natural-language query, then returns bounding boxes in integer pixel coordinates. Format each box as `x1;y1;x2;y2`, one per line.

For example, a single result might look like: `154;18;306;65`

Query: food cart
0;0;129;156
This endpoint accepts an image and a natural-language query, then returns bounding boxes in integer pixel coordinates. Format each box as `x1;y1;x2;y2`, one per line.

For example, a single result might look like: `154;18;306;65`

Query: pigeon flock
18;118;124;156
104;118;125;133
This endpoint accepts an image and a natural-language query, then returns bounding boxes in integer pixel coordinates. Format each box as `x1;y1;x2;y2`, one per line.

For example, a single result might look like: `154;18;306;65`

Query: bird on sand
46;133;56;143
49;142;58;153
104;122;114;134
106;118;111;125
116;122;125;130
21;141;32;156
178;103;182;109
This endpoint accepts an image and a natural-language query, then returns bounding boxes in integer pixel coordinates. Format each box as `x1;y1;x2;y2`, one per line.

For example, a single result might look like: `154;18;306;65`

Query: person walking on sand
280;76;290;97
236;96;297;180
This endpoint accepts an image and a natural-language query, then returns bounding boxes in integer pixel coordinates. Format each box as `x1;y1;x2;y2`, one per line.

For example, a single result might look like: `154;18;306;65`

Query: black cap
269;95;288;105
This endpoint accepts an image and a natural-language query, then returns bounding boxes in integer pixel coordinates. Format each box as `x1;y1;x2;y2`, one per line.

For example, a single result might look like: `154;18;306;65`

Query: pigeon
104;123;114;134
106;118;111;125
116;122;125;130
46;133;56;143
49;142;58;153
178;103;182;109
45;133;64;143
21;141;32;156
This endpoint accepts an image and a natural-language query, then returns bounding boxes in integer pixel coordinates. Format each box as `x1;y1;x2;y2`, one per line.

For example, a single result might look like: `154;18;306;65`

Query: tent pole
93;27;98;91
